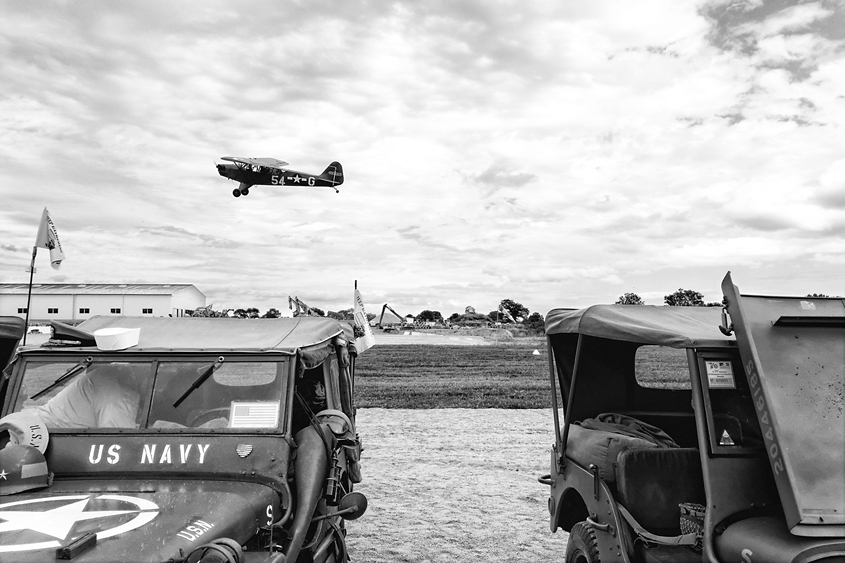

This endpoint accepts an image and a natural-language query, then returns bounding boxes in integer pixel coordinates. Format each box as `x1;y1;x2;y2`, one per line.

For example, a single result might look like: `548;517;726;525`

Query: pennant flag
353;288;375;353
35;208;65;270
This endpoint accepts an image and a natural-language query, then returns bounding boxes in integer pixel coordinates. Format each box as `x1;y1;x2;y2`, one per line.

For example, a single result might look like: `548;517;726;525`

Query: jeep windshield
12;357;289;431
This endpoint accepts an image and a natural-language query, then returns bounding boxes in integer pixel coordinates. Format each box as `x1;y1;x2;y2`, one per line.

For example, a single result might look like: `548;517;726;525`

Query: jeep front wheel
564;522;602;563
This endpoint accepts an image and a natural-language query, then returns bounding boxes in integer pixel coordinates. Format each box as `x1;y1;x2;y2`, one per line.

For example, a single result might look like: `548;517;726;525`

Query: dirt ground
345;408;568;562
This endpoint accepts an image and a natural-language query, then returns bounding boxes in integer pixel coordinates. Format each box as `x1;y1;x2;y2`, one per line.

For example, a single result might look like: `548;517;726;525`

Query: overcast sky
1;0;843;318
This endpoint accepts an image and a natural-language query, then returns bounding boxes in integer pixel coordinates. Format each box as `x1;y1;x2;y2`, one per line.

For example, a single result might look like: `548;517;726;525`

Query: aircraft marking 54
216;156;344;196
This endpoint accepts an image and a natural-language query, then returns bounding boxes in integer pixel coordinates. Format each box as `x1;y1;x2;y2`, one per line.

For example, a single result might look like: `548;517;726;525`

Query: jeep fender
549;456;631;562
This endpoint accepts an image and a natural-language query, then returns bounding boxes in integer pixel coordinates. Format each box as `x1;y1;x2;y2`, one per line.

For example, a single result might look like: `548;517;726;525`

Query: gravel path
345;408;568;562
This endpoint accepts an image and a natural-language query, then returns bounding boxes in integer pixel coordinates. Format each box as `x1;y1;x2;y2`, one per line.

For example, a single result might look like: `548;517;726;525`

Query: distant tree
262;308;281;318
455;312;489;325
367;313;376;321
246;307;260;318
524;312;545;331
807;293;830;298
310;307;325;317
616;292;644;305
417;310;443;323
664;288;705;307
500;299;529;322
233;308;249;318
448;312;461;323
465;306;476;314
327;309;354;321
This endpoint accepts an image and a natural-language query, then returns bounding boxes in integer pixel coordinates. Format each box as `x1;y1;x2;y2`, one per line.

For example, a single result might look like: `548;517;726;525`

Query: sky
1;0;843;319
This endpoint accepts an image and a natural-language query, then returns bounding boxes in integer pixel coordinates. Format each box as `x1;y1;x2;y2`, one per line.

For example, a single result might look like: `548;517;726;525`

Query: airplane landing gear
233;189;241;198
241;188;249;196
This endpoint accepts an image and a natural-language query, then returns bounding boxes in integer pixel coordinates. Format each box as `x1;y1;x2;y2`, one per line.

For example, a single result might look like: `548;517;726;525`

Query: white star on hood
0;497;137;540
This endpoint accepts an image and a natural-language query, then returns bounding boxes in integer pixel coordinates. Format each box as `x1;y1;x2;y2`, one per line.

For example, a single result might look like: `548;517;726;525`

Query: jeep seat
615;447;705;536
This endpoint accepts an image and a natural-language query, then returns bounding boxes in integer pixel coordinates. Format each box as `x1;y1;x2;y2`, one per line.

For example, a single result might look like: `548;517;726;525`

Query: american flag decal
236;444;253;458
229;401;280;428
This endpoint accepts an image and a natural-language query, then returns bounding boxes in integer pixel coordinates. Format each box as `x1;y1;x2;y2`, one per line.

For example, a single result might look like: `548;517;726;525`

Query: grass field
354;342;551;408
353;341;690;408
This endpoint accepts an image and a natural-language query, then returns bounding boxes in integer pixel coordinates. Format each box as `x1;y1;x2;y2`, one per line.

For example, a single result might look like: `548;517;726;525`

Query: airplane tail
320;162;344;186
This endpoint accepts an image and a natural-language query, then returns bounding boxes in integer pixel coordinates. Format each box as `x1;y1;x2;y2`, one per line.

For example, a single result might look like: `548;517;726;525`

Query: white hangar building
0;283;207;323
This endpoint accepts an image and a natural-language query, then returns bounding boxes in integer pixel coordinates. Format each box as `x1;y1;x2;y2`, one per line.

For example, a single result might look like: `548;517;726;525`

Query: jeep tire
565;522;602;563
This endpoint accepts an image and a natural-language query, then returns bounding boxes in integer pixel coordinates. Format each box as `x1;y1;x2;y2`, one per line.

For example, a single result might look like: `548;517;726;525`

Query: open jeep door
722;272;845;538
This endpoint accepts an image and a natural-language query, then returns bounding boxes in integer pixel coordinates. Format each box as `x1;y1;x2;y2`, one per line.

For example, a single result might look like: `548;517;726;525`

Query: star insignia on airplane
292;175;302;183
0;470;7;480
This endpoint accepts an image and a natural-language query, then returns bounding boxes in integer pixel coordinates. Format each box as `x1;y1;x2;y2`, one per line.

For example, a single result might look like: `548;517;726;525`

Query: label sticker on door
705;361;736;389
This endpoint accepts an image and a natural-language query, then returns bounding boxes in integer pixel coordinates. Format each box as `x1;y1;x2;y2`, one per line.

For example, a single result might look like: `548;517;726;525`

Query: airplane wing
220;156;290;170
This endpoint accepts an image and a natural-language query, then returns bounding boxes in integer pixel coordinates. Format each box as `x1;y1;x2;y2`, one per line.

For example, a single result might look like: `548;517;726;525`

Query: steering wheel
187;407;230;428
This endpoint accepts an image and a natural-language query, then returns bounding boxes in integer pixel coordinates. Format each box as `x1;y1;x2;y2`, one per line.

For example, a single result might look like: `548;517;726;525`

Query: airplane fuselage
216;160;343;196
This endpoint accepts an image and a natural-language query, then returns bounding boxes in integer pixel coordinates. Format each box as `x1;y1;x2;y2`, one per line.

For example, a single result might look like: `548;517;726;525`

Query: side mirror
720;305;734;336
337;492;368;520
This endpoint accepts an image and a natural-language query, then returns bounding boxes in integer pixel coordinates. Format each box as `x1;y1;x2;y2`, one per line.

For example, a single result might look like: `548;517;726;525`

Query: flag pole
22;245;37;346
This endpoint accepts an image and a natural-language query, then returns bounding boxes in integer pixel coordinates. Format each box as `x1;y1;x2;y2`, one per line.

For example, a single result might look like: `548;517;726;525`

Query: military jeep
541;272;844;563
0;315;367;563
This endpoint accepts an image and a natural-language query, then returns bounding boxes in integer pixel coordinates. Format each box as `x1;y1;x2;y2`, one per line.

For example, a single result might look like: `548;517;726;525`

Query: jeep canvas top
541;272;844;563
0;315;367;563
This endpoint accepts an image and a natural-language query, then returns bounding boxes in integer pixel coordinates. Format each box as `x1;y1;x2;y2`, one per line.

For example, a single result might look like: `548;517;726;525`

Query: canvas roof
37;316;348;356
545;305;735;349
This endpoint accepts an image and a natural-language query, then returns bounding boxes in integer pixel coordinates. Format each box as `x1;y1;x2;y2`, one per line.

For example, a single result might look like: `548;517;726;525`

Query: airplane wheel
233;189;241;197
241;189;249;196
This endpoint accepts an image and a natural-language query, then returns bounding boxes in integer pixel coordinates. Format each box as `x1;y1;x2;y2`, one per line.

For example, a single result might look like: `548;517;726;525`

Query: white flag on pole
35;207;65;270
353;288;375;353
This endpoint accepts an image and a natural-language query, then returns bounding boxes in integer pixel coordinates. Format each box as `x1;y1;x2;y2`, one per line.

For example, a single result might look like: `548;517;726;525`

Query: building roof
0;283;200;296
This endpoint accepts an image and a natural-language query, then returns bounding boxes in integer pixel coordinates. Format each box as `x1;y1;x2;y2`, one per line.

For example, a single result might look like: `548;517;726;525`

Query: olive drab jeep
540;272;844;563
0;315;367;563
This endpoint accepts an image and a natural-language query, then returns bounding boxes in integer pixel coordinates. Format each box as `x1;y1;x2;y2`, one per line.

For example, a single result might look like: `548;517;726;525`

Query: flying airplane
216;157;344;196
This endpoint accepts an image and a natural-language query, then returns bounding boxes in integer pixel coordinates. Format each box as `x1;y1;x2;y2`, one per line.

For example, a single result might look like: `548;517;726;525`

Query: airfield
369;328;492;346
346;328;562;560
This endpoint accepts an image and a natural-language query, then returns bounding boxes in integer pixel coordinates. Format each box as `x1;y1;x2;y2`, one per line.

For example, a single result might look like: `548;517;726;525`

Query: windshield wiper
32;356;94;400
173;356;224;408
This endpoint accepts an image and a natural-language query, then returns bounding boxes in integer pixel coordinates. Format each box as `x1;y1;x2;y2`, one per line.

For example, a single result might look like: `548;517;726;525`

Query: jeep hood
0;479;280;561
723;273;845;537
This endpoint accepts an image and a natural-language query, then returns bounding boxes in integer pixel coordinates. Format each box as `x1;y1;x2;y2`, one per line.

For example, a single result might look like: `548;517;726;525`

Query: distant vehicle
216;157;344;196
0;315;367;562
377;304;404;332
539;272;844;563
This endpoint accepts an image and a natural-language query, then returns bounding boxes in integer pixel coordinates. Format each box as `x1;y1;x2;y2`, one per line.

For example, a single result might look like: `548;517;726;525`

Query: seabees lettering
88;443;210;465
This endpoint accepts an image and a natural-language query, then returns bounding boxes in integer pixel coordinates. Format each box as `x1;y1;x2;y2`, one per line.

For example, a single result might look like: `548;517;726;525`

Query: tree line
616;288;722;307
191;288;836;324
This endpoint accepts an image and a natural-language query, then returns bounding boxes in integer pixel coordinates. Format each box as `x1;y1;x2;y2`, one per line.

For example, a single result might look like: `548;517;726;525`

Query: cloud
470;163;538;193
0;1;843;316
